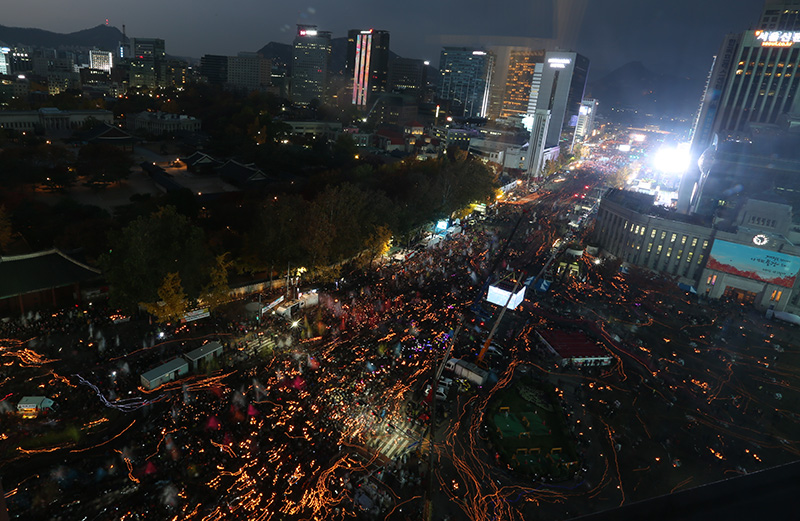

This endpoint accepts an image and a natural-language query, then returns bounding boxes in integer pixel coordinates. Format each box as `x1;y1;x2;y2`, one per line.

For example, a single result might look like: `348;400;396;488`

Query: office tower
118;25;130;60
200;55;228;86
758;0;800;30
485;47;545;121
347;29;390;107
89;50;113;73
531;51;590;151
574;98;598;144
388;57;425;93
679;0;800;214
0;47;9;75
524;109;552;177
129;38;166;89
291;25;332;106
227;52;271;93
438;47;494;118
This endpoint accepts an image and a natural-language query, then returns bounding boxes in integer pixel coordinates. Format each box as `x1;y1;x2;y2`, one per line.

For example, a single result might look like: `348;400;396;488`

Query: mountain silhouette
587;61;700;118
0;24;123;51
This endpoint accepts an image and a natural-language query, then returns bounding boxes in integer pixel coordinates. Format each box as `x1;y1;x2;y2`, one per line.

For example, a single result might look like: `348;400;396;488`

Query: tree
100;206;213;312
357;224;393;268
202;254;234;312
244;194;309;272
76;144;133;186
141;272;188;323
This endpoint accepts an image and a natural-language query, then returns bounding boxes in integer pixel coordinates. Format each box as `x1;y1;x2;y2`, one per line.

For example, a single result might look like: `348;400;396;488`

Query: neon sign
755;30;800;47
548;57;571;69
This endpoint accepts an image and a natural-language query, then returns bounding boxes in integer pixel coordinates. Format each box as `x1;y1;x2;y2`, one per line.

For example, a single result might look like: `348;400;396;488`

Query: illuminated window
770;290;783;302
650;229;657;238
661;231;667;240
666;247;672;258
657;244;663;255
686;252;693;262
647;242;653;253
691;237;698;247
702;240;709;249
670;233;677;243
681;235;687;245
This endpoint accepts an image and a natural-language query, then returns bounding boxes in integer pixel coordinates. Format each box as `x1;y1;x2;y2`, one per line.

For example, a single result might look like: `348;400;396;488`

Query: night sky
5;0;763;79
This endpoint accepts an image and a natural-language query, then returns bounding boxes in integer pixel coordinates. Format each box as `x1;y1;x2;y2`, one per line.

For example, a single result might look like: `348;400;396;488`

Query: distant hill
586;61;701;119
256;41;292;69
0;24;123;51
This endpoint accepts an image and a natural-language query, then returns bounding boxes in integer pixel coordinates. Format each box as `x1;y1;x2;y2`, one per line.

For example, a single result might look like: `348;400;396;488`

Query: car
424;384;448;401
438;376;454;388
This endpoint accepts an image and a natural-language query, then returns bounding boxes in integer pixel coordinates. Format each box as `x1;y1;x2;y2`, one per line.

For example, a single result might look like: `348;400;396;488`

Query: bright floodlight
653;144;690;174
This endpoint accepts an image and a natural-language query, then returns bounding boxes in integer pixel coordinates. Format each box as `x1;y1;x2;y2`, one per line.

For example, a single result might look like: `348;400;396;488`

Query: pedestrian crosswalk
370;422;428;461
244;336;276;356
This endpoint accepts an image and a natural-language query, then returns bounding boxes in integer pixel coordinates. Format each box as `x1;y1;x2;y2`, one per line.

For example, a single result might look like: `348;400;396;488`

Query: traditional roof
217;160;269;188
76;123;137;145
0;249;102;300
182;151;220;168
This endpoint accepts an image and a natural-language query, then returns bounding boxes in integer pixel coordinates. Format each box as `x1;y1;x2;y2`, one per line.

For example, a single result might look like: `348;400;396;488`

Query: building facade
291;25;332;105
595;189;800;312
681;1;800;214
573;98;598;144
227;52;271;93
346;29;390;108
128;38;166;89
0;108;113;132
533;51;590;152
438;47;494;119
89;50;113;73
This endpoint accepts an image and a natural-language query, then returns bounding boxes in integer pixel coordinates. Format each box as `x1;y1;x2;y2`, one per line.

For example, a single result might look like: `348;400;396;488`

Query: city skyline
3;0;762;78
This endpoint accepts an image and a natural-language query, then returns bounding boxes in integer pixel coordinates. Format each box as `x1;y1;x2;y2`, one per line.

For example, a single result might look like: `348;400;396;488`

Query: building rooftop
184;341;223;362
0;249;101;300
141;358;188;383
538;329;607;359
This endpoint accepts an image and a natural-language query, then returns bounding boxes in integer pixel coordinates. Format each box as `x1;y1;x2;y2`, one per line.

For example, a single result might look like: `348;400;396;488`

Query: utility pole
425;317;463;521
477;275;522;365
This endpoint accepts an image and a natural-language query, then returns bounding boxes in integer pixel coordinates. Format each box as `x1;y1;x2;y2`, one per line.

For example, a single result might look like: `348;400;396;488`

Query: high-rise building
524;108;552;177
0;47;9;75
200;55;229;86
129;38;166;89
531;51;590;151
291;25;332;106
484;47;545;121
574;98;598;144
679;1;800;214
388;57;425;93
347;29;390;108
438;47;494;119
89;50;113;73
227;52;271;93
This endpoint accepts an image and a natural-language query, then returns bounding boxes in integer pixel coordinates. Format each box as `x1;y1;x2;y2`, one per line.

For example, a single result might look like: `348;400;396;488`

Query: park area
487;377;578;480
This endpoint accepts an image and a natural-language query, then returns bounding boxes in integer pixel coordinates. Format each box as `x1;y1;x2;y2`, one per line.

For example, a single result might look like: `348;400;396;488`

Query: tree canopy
100;206;213;312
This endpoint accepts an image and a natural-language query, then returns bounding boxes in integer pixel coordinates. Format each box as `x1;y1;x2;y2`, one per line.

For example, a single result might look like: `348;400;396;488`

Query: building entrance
722;286;757;305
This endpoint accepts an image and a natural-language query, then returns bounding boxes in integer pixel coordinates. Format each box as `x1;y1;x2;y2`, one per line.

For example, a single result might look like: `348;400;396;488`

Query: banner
707;240;800;288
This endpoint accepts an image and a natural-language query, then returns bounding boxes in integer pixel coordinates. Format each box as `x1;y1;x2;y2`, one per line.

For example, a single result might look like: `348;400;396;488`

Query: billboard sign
181;308;210;323
755;30;800;47
486;283;526;309
706;240;800;288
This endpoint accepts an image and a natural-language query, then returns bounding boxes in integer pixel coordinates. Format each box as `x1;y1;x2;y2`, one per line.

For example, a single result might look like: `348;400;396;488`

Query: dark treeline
0;84;497;313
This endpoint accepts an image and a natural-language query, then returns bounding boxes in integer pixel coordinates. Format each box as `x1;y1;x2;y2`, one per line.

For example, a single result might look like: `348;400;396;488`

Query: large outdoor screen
706;240;800;288
486;283;526;309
